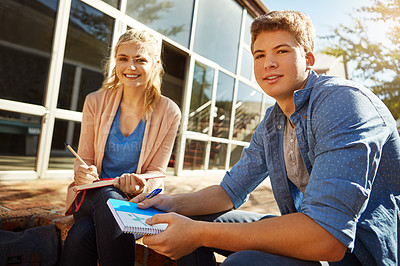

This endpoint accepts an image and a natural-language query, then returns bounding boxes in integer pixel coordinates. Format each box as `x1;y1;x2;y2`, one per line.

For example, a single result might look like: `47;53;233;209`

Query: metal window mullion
0;99;47;116
236;8;247;76
65;66;82;146
188;0;199;51
227;74;240;170
175;55;196;175
81;0;122;19
108;20;125;78
55;109;82;122
36;0;72;178
223;8;247;170
204;68;219;170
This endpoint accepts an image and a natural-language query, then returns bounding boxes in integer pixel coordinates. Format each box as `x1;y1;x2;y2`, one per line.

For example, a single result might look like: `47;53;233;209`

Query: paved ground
0;173;280;216
0;173;280;264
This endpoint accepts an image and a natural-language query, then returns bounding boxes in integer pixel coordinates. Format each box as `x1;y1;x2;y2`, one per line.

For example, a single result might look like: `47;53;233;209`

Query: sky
261;0;387;52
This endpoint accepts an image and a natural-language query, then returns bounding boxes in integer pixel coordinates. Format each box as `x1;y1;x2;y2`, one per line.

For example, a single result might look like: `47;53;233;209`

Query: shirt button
277;125;282;129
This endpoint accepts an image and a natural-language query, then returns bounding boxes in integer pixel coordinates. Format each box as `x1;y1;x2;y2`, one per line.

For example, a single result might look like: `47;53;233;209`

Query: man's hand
131;192;175;213
143;213;203;260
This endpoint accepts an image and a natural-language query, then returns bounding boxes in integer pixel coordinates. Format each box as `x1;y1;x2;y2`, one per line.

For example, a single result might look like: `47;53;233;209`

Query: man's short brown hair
251;11;315;54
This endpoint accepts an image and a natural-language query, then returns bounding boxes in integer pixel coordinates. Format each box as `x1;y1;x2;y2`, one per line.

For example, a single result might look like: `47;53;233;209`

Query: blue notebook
107;198;167;235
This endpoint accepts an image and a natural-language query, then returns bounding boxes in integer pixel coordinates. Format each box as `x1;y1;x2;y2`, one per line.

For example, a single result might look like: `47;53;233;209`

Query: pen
145;188;162;200
64;142;89;167
65;142;100;180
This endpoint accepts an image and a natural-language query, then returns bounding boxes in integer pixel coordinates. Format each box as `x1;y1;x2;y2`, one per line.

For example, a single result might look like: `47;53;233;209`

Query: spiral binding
125;226;164;235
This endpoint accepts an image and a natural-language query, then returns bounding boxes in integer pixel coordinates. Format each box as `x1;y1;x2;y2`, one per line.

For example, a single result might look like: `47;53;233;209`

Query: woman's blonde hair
251;11;315;54
101;28;164;115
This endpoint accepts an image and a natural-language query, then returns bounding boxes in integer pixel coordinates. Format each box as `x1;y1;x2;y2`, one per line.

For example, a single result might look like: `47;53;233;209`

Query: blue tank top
101;104;146;179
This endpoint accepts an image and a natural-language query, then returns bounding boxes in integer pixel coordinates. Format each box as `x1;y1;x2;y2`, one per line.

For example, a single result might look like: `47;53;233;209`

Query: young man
132;11;400;265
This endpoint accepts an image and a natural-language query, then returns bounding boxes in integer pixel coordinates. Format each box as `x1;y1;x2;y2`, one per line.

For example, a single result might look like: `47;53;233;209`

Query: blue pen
145;188;162;200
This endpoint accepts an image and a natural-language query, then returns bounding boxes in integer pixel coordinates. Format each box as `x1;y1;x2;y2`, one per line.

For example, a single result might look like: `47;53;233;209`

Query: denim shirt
221;71;400;265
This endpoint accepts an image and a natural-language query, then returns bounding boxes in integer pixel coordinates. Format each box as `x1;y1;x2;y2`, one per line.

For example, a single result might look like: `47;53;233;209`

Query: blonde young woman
61;29;181;266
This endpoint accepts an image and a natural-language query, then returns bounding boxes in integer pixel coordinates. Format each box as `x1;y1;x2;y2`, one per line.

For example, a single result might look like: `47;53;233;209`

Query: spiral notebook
107;198;168;235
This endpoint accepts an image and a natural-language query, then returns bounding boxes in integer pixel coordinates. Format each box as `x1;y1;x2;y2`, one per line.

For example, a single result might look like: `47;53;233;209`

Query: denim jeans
177;210;362;266
60;186;136;266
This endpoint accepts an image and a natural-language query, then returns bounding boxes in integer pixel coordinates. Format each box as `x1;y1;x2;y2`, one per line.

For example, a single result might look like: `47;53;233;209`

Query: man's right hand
130;193;175;213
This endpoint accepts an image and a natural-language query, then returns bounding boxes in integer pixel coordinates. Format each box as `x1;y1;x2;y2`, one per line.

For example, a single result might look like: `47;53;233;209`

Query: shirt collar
293;70;319;112
264;70;319;125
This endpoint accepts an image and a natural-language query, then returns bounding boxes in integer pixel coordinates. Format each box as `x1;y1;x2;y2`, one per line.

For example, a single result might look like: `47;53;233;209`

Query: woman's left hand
114;173;146;196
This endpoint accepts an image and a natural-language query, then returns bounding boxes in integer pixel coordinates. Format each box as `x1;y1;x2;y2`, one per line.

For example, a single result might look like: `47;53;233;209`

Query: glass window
243;13;253;46
126;0;194;47
58;66;104;111
212;72;234;139
229;144;244;167
194;0;242;72
233;82;262;142
50;0;114;168
0;111;41;170
183;139;206;170
58;0;114;111
48;119;80;170
161;43;186;108
240;48;253;81
187;62;214;134
0;0;58;105
102;0;119;8
209;142;227;170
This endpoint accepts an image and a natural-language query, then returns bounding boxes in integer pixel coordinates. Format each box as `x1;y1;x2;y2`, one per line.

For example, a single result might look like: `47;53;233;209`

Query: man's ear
305;52;315;70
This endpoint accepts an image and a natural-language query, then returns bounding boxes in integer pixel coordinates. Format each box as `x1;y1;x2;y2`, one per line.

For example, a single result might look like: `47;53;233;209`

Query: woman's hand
114;173;146;196
74;164;99;186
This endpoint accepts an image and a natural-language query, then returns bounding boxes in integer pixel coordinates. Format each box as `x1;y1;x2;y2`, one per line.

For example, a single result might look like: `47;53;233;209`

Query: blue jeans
60;186;136;266
178;211;361;266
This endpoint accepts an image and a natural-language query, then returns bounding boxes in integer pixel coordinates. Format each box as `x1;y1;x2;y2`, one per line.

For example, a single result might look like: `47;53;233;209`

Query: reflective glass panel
244;13;253;46
102;0;119;8
0;111;41;170
58;0;114;111
161;43;186;108
0;0;58;105
126;0;194;47
209;142;227;170
183;139;205;170
188;62;214;134
240;48;253;81
48;119;81;170
233;82;262;142
194;0;242;72
58;66;104;111
212;72;234;139
229;144;244;167
51;0;114;168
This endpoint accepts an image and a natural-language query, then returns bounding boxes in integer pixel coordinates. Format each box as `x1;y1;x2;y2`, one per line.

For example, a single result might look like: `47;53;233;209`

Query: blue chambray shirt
221;71;400;265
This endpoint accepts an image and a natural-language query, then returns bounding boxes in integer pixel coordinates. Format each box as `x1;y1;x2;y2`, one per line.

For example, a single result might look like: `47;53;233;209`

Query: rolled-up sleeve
301;86;390;250
221;118;270;209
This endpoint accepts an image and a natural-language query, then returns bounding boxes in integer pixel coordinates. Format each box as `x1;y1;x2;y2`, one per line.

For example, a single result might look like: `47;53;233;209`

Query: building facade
0;0;274;180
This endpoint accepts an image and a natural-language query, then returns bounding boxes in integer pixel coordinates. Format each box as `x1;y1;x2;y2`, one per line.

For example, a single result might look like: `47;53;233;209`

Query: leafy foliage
322;0;400;120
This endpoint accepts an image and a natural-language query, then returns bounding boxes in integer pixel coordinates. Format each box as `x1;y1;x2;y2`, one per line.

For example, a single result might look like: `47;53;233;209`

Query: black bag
0;225;59;266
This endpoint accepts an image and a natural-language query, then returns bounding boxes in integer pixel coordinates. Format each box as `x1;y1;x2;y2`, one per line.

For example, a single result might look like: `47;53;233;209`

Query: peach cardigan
65;86;181;214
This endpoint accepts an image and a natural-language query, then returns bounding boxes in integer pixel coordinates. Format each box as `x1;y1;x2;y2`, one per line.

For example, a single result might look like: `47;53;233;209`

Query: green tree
323;0;400;120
